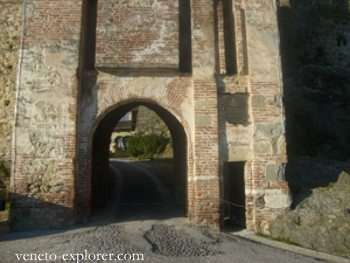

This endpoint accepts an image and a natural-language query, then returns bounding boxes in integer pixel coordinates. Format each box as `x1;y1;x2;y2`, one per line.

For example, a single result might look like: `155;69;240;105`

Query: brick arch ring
86;98;191;217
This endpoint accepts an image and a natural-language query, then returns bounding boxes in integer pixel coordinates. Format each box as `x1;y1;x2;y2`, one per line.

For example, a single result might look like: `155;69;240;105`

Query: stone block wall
245;0;290;233
217;0;290;233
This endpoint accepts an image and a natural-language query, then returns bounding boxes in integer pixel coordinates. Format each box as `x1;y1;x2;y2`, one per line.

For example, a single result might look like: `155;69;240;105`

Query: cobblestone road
0;217;326;263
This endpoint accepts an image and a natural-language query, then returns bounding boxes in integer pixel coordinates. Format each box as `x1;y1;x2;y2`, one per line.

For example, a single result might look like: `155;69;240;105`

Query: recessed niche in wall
223;161;246;229
216;0;237;75
96;0;180;69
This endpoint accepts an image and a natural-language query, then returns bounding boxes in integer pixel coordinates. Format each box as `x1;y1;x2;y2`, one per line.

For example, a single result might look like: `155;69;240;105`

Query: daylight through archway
91;102;187;220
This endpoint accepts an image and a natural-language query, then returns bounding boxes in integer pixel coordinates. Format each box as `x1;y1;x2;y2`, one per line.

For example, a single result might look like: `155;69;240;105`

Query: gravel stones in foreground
144;224;221;257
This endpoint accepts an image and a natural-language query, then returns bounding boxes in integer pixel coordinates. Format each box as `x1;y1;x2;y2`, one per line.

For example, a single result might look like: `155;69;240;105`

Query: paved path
0;217;327;263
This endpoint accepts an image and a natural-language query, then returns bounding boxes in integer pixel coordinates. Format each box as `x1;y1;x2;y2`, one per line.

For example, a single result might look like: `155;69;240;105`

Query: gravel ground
0;217;326;263
144;224;220;257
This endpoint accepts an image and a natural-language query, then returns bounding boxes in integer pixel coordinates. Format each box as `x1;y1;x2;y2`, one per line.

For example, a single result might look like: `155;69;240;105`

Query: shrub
0;161;10;200
126;133;170;160
0;161;10;178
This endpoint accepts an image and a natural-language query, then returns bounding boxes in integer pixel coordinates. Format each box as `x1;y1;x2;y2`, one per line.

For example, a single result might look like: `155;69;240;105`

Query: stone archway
90;100;188;219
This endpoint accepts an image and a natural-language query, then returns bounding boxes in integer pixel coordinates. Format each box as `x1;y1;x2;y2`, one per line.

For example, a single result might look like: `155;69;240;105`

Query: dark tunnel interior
91;101;188;220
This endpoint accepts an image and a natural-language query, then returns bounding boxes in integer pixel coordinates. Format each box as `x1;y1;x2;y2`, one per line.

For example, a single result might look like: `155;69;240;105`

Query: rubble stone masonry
0;1;21;173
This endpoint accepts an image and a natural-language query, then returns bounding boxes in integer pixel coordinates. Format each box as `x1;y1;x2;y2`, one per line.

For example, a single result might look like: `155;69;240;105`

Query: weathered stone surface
271;171;350;258
10;0;81;229
254;141;273;155
264;189;291;209
0;1;21;205
255;123;283;140
266;164;285;182
336;171;350;190
251;95;266;108
6;0;289;233
0;1;21;162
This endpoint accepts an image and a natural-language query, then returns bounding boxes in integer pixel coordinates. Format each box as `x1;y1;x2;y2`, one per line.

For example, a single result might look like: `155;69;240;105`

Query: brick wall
10;0;291;233
96;0;179;68
11;0;82;229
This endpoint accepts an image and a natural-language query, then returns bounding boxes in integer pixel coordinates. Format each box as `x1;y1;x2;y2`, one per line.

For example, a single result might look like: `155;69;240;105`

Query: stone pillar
10;0;82;229
245;0;291;233
0;1;21;201
191;0;221;227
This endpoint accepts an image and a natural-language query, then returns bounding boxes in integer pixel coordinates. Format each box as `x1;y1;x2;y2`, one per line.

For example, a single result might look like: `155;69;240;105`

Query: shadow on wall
7;193;75;233
4;188;185;241
278;0;350;162
285;157;350;207
0;194;76;241
278;0;350;204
